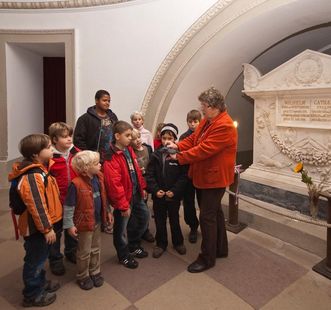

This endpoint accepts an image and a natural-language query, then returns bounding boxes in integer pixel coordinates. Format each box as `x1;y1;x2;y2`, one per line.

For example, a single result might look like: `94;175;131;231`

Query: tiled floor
0;191;330;309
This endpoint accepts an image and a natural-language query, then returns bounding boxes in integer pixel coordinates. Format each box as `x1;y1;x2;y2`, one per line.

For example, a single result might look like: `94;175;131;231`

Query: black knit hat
160;123;178;139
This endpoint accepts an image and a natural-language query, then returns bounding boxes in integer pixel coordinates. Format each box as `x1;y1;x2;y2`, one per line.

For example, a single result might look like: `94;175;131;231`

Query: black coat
146;149;188;202
73;106;118;151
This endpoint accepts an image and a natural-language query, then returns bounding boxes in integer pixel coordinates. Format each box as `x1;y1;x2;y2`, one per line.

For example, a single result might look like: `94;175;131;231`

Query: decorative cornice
0;0;132;10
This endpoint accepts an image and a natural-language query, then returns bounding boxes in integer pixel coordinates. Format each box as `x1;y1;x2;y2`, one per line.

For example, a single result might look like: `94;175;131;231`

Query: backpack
9;167;48;215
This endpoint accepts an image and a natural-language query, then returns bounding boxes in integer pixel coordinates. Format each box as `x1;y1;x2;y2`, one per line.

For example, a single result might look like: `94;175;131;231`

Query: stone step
223;193;327;258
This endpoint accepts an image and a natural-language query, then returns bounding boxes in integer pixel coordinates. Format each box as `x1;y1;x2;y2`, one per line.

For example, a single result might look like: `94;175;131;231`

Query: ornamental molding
141;0;269;122
0;0;132;10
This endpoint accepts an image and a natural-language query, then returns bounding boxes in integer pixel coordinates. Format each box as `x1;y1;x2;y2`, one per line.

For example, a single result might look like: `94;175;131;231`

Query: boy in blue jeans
8;134;62;307
104;121;149;269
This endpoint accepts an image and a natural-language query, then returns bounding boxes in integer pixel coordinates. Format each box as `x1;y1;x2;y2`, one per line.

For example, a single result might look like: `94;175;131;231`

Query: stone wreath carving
258;110;330;166
294;54;323;85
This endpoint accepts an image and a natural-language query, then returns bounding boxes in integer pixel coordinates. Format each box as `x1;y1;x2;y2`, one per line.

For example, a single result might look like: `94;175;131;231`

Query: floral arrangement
293;162;331;218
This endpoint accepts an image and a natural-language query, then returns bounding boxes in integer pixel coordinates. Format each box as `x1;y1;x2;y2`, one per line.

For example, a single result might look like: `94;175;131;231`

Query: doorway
43;57;66;132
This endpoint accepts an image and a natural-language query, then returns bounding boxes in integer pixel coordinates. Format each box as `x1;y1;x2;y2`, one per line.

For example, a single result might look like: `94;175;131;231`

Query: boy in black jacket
73;90;118;162
146;123;188;258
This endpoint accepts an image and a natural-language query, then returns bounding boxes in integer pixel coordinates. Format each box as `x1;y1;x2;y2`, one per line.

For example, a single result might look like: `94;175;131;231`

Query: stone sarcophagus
241;49;331;215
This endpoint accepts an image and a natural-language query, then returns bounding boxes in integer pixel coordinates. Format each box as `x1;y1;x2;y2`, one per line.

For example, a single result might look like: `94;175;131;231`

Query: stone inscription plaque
276;96;331;129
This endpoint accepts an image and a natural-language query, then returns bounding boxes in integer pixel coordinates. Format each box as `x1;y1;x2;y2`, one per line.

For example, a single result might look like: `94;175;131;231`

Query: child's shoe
90;272;104;287
120;255;139;269
130;247;148;258
44;280;60;293
50;259;65;276
152;246;165;258
77;276;94;290
174;244;186;255
22;291;56;307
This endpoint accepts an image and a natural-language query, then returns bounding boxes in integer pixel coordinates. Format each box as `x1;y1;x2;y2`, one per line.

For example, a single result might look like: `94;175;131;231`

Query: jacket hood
87;106;116;120
8;161;45;181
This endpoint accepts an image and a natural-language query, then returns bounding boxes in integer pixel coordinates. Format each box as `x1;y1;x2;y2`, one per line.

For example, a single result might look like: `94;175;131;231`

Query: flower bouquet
293;162;330;219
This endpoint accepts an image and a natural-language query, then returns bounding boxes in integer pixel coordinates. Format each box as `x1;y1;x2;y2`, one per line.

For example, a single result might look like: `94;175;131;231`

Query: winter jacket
179;129;194;141
145;148;188;202
177;111;237;189
8;160;62;237
50;145;80;204
73;106;118;152
64;172;109;232
103;145;146;211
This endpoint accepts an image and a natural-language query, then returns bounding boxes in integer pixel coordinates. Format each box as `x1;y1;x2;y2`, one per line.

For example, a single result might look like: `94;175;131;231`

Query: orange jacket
8;160;62;237
177;111;237;189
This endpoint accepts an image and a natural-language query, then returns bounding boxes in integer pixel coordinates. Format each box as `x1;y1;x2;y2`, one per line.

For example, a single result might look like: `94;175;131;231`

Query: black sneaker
174;244;187;255
44;280;60;293
130;247;148;258
23;291;56;307
50;260;65;276
120;256;139;269
90;273;104;287
77;276;94;290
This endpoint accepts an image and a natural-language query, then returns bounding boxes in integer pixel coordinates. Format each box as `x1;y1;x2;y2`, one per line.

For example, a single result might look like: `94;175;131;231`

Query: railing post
226;165;247;234
312;192;331;279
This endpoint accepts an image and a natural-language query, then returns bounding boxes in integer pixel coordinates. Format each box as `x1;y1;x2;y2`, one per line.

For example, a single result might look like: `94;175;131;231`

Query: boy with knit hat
146;123;188;258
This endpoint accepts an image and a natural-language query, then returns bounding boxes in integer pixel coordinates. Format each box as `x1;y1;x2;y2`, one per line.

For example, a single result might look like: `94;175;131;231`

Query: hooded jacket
50;145;80;204
103;145;146;211
73;106;118;152
145;148;188;202
8;160;62;237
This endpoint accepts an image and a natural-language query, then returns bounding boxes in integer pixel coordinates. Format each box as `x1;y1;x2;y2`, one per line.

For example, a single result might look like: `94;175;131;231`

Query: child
63;151;112;290
146;123;188;258
103;121;150;269
130;111;154;150
73;89;118;162
179;110;202;243
8;134;62;307
130;128;154;243
153;122;165;150
48;122;79;275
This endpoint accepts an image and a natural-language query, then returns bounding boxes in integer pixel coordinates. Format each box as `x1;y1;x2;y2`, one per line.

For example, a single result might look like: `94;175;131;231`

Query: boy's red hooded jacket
103;145;146;211
50;145;80;204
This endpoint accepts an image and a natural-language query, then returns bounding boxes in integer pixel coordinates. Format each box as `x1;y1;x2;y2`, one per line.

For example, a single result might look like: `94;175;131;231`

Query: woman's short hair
71;150;100;174
198;87;226;112
19;134;50;161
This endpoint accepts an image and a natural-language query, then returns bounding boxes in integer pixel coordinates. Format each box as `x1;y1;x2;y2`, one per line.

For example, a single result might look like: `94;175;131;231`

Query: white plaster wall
6;44;43;159
0;0;216;125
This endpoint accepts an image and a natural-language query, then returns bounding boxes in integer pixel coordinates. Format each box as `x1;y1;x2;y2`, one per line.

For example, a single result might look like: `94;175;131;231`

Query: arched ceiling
144;0;331;132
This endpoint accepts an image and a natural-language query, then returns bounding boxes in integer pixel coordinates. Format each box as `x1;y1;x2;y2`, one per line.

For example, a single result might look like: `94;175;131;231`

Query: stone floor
0;189;330;309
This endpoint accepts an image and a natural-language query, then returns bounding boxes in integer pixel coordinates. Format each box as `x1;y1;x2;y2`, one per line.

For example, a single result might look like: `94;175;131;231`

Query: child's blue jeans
113;192;149;260
23;232;50;299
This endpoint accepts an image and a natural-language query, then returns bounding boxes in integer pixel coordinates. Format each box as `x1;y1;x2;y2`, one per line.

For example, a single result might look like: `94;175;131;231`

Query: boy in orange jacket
8;134;62;307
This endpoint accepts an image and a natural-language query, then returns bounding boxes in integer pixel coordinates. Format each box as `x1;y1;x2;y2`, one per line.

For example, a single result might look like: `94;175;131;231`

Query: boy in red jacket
48;122;80;275
103;121;150;269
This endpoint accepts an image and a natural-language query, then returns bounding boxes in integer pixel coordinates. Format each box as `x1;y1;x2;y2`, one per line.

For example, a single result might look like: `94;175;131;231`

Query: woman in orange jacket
167;87;238;273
